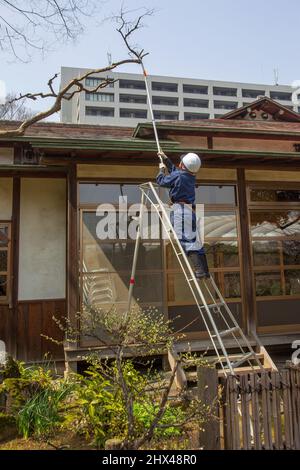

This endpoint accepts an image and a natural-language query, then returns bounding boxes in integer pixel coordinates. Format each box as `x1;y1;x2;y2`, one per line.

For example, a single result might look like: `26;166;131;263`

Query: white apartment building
60;66;300;126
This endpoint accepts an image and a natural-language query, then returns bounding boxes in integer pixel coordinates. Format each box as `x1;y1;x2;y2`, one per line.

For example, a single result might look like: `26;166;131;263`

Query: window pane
285;270;300;295
82;272;130;306
0;227;8;247
252;241;280;266
250;189;300;202
282;240;300;265
196;185;236;204
205;241;239;268
250;211;300;237
83;240;162;272
81;272;163;307
205;211;237;238
167;272;194;303
0;275;7;296
213;272;241;298
0;251;7;271
255;271;282;297
80;184;141;204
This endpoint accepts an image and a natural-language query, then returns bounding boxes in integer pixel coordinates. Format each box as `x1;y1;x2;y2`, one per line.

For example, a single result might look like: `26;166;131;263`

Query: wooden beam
67;164;79;345
11;176;20;358
237;169;256;335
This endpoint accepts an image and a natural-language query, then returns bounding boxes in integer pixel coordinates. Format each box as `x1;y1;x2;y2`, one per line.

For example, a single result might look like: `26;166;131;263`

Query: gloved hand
157;150;167;160
159;162;166;170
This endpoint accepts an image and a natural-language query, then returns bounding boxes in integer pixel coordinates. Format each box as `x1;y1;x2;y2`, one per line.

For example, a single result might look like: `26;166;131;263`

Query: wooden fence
198;364;300;450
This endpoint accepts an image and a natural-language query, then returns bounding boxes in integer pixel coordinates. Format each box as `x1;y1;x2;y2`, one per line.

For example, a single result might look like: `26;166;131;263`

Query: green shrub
133;402;185;439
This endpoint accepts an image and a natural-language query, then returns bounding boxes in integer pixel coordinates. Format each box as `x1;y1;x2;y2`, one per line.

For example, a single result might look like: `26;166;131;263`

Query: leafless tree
0;8;152;138
0;0;99;62
0;92;34;120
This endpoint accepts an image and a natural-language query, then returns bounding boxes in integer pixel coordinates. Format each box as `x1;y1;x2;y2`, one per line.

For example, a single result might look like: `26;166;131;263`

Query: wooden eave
133;122;300;141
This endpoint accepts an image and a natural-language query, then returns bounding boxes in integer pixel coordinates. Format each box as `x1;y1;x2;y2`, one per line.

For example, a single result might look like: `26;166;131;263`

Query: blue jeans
170;203;205;255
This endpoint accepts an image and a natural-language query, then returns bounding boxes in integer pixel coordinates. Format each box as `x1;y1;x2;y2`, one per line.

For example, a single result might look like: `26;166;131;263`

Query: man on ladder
156;150;210;279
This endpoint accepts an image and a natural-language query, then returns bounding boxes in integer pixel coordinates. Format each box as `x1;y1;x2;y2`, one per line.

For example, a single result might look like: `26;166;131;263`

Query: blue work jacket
156;157;196;204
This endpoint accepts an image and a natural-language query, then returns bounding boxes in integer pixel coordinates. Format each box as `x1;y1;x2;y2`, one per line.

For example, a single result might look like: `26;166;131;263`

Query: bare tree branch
0;8;153;137
0;0;99;61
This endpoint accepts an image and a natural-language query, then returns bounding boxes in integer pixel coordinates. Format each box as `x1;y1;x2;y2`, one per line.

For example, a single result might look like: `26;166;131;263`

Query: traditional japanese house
1;96;300;369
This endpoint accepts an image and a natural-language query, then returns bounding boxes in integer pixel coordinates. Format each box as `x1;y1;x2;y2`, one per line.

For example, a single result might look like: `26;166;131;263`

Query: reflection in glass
283;240;300;265
83;241;162;273
250;189;300;202
0;251;7;271
214;273;241;298
196;185;236;205
285;270;300;295
205;241;239;268
167;273;194;303
80;183;141;204
252;241;280;266
0;227;8;247
250;211;300;237
204;211;237;238
81;272;163;309
255;272;282;296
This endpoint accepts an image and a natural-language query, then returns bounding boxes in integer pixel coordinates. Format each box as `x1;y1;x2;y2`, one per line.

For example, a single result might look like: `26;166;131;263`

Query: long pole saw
139;60;163;164
125;59;163;317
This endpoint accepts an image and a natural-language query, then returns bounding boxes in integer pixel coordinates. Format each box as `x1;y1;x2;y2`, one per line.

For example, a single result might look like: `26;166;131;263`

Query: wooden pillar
197;365;220;450
67;164;79;344
11;176;20;358
237;168;256;335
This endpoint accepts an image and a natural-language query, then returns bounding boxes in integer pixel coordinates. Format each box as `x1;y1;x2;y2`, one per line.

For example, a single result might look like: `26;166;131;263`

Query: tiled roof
0;120;134;140
136;118;300;133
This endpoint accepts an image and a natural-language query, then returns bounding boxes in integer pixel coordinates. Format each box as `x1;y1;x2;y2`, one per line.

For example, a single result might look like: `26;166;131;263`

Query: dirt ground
0;432;94;450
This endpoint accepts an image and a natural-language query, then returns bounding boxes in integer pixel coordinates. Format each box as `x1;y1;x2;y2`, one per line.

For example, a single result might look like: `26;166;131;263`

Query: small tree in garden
45;304;212;450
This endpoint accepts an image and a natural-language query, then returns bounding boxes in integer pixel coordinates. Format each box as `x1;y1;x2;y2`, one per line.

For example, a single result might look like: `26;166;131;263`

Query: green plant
17;380;73;439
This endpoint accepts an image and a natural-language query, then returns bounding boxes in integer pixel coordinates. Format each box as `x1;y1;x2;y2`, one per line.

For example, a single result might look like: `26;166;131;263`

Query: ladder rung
212;326;240;339
207;302;223;310
231;352;255;369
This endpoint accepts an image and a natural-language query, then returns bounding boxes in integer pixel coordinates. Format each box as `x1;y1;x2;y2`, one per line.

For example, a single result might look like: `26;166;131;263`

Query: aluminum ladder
127;182;264;376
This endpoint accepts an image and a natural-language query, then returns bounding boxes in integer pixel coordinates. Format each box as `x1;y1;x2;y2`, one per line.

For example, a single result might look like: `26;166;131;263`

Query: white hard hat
181;153;201;173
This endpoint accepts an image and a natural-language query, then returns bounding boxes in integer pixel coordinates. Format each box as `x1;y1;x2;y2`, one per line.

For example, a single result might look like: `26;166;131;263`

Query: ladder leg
125;191;146;317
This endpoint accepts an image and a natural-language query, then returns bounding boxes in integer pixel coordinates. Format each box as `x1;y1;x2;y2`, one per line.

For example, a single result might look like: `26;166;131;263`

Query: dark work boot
188;251;210;279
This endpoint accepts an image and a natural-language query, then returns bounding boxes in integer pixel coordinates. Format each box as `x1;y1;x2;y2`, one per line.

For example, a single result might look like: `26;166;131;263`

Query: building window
152;82;178;92
242;89;265;99
270;91;292;101
0;223;11;304
152;96;178;106
120;108;147;119
249;185;300;331
79;183;164;345
183;84;208;95
119;79;146;90
85;77;114;88
85;106;114;117
213;87;237;97
167;184;242;332
153;111;179;120
184;112;209;120
85;92;114;102
119;94;147;104
183;98;209;108
214;101;238;110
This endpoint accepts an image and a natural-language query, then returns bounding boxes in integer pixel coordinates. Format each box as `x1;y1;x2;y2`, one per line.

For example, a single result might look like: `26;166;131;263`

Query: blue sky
1;0;300;116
